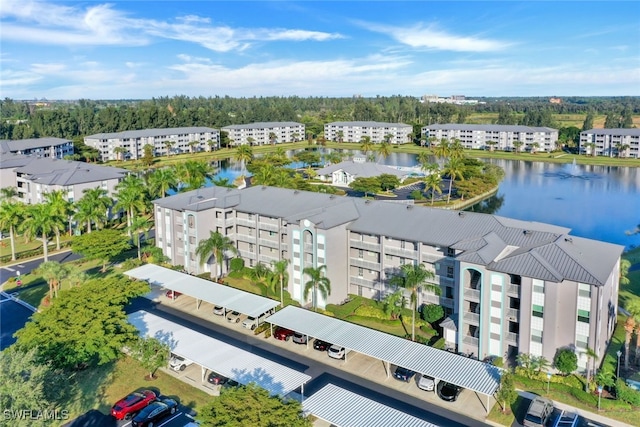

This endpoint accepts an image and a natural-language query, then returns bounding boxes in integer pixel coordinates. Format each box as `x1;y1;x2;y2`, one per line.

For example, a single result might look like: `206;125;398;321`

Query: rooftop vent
294;190;299;194
262;186;267;190
458;212;464;217
365;200;371;204
406;205;413;210
523;230;531;235
565;237;573;243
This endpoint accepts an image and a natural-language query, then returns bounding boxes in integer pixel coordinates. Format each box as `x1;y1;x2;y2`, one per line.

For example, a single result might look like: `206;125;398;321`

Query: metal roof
302;384;439;427
582;128;640;136
12;157;128;186
268;306;502;396
124;264;279;317
129;310;310;396
0;137;72;153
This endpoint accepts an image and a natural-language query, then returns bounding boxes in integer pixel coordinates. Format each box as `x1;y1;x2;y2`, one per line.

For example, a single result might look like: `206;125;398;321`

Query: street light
546;372;552;393
616;350;623;379
597;385;603;411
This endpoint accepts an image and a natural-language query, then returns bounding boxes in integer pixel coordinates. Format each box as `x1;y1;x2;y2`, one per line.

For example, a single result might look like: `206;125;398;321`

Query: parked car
327;345;347;360
131;397;178;427
313;339;331;351
273;327;294;341
436;381;463;402
393;366;416;382
553;411;579;427
242;313;267;330
226;311;242;323
213;306;225;316
523;396;554;427
165;290;182;299
169;354;193;371
110;390;157;420
207;372;228;385
292;332;308;344
417;374;435;391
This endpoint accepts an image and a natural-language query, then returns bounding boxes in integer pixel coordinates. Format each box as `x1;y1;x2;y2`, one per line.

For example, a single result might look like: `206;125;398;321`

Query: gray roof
302;384;439;427
154;186;243;212
316;161;410;178
124;264;280;317
13;157;128;186
267;306;502;396
129;310;310;396
222;122;304;130
582;128;640;136
0;137;72;153
85;127;217;140
423;124;557;133
0;153;33;169
326;121;412;128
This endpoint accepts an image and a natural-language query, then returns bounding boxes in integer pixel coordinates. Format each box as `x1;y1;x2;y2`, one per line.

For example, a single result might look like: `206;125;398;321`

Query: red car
111;390;157;420
273;327;295;341
166;290;182;299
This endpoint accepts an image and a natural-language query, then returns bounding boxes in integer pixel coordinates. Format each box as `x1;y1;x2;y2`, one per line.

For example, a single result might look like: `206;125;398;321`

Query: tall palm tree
147;167;178;198
113;146;128;161
0;199;25;261
163;140;175;156
268;132;277;145
584;346;598;387
35;260;68;300
21;203;57;262
74;187;112;233
252;163;276;186
432;139;451;162
626;299;640;366
302;265;331;311
389;263;439;341
272;259;289;307
128;215;152;260
417;151;431;168
175;160;213;191
513;141;524;154
449;139;465;159
360;136;374;156
195;231;238;280
377;141;392;160
443;158;466;203
235;145;254;168
0;187;17;200
115;175;147;237
43;190;73;249
424;172;443;205
66;265;87;288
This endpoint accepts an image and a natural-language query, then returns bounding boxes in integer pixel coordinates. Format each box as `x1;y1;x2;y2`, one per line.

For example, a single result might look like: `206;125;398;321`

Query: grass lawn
0;235;73;264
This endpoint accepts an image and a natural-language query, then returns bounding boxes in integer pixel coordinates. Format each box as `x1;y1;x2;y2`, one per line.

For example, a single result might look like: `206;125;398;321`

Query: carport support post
486;394;490;414
202;366;206;382
385;361;390;378
196;298;201;310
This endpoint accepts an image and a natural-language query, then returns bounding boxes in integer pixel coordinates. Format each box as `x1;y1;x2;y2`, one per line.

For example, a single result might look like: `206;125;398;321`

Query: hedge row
0;240;73;264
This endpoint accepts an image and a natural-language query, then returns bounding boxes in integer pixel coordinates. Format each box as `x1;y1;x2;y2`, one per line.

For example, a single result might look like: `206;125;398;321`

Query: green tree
442;158;465;203
517;353;535;378
349;176;381;198
72;229;131;271
421;303;444;324
378;174;401;191
113;146;128;161
234;145;254;167
360;136;374;155
35;260;68;300
163;140;175;156
43;190;73;250
495;372;518;414
512;141;524;154
424;172;443;205
21;203;57;262
115;174;148;237
383;289;406;320
74;187;112;233
141;144;155;167
533;355;550;375
595;365;615;390
0;199;25;261
302;265;331;311
554;348;578;375
377;140;392;160
196;231;239;280
584;346;599;387
128;215;152;260
147;167;178;198
432;139;451;162
176;160;214;191
14;276;148;370
582;112;594;131
271;259;289;307
198;383;311;427
388;264;439;341
293;151;321;167
130;336;170;379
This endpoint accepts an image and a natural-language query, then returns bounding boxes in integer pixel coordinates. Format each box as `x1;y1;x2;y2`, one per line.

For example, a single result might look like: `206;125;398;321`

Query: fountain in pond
543;158;600;180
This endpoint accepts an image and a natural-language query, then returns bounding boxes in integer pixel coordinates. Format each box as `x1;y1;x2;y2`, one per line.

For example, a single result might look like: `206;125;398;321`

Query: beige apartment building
221;122;305;146
580;128;640;158
324;121;413;144
154;185;622;369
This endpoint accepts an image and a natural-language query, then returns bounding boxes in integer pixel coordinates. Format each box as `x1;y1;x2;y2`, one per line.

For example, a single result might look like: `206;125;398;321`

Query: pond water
207;150;640;249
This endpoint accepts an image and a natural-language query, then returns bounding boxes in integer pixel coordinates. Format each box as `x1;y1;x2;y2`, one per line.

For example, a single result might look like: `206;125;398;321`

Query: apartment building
422;124;559;152
0;153;128;204
154;185;622;368
579;128;640;158
84;127;219;162
221;122;305;146
0;137;74;159
324;121;413;144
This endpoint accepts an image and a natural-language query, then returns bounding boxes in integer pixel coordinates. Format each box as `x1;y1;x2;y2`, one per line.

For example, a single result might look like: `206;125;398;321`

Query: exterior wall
15;175;121;205
324;122;413;144
422;126;558;152
579;130;640;158
2;139;74;159
222;123;305;146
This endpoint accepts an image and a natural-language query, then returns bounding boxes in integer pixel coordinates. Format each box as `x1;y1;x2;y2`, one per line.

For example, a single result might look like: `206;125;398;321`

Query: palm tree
534;355;550;375
584;346;599;387
485;140;497;152
115;175;147;237
66;265;87;288
336;130;344;143
113;146;128;161
516;353;535;378
272;259;289;307
35;260;68;300
595;365;615;390
443;158;466;203
449;139;465;159
207;139;217;152
360;136;374;155
268;132;277;145
195;231;238;280
234;145;254;168
0;199;25;261
188;140;199;153
424;172;443;205
43;190;73;249
21;203;57;262
0;187;18;200
147;167;178;198
620;259;631;286
383;289;406;320
432;139;451;162
302;265;331;311
252;163;276;186
624;314;636;371
531;142;540;154
211;176;233;188
513;141;524;154
417;151;431;168
128;215;151;260
388;263;439;341
377;141;392;160
74;187;112;233
626;299;640;365
175;160;213;191
163;140;175;156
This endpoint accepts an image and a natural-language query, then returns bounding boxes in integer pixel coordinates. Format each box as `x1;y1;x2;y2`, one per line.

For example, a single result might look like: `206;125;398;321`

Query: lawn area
620;246;640;316
0;235;73;265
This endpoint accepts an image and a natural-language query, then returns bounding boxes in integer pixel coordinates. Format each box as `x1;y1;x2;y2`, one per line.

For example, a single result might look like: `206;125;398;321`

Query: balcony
258;253;277;263
349;239;381;251
236;232;256;242
384;245;418;258
507;284;520;295
235;217;255;227
421;252;445;263
463;312;480;324
351;258;381;270
349;276;376;287
258;238;279;248
462;336;479;347
258;222;279;232
506;308;519;321
422;293;442;305
237;249;256;260
463;288;480;301
505;332;518;345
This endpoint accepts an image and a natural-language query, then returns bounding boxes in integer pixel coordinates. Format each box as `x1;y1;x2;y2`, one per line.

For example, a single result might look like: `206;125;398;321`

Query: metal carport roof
267;306;501;396
302;384;439;427
128;310;310;396
124;264;279;317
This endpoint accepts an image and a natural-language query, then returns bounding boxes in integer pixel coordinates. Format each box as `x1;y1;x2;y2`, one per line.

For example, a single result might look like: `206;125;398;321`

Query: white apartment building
154;185;622;368
84;127;219;162
221;122;305;146
580;128;640;158
324;121;413;144
0;137;74;159
422;124;559;152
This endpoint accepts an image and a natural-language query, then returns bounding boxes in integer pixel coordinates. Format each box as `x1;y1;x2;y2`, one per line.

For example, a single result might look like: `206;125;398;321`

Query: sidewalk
518;390;633;427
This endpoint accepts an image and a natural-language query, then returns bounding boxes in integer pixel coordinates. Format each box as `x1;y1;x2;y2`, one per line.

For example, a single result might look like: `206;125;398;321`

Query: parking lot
0;291;36;351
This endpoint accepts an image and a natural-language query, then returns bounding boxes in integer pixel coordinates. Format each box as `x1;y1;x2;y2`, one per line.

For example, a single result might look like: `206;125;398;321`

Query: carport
267;306;501;413
303;383;439;427
125;264;279;318
128;310;311;397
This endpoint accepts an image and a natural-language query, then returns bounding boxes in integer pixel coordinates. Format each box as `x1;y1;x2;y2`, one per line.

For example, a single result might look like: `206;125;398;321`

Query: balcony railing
384;245;418;258
463;312;480;324
258;253;277;263
237;249;256;259
349;276;376;287
505;332;518;344
463;288;480;300
351;258;381;270
258;238;279;248
235;217;255;227
462;336;479;347
349;239;381;251
506;308;520;321
421;252;445;263
258;222;279;232
507;284;520;295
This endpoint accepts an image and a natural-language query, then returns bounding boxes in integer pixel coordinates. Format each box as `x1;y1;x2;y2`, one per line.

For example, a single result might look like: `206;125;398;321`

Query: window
445;287;454;299
358;268;363;277
578;309;590;323
358;249;363;259
532;304;544;318
578;283;591;298
187;215;195;228
249;243;254;252
446;247;455;257
531;329;543;344
533;282;545;294
576;334;588;349
446;266;454;278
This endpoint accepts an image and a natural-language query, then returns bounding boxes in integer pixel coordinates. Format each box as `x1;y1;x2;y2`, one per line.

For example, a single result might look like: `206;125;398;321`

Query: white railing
349;239;381;251
463;288;480;300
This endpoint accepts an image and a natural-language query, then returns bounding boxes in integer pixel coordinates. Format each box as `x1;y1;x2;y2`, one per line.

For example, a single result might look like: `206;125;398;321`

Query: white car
213;306;225;316
242;314;266;330
417;374;435;391
169;354;194;371
327;345;347;360
226;311;242;323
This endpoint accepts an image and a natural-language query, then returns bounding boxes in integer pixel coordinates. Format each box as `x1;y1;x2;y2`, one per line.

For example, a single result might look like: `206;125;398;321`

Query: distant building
221;122;305;146
315;160;411;186
324;121;413;144
422;124;559;152
0;137;73;159
579;128;640;158
549;97;562;104
84;127;219;162
420;95;480;105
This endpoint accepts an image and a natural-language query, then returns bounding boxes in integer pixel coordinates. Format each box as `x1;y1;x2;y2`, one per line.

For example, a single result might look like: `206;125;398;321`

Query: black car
393;366;416;382
313;339;331;351
436;381;463;402
207;371;228;385
131;397;178;427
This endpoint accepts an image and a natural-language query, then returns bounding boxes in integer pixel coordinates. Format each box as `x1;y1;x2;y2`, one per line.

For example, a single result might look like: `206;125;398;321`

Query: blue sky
1;1;639;100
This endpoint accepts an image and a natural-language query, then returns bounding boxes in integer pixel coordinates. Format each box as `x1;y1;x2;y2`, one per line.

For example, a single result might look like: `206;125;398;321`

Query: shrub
421;304;444;324
554;348;578;375
254;323;270;336
408;190;424;200
616;379;640;406
354;305;388;320
430;337;445;349
227;271;244;279
229;257;244;272
492;357;504;368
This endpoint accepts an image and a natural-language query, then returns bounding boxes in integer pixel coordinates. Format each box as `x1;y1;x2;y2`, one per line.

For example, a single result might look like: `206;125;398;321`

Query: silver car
417;374;435;391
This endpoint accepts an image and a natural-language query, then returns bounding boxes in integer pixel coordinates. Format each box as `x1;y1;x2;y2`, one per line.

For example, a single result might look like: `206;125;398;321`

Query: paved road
0;250;82;285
